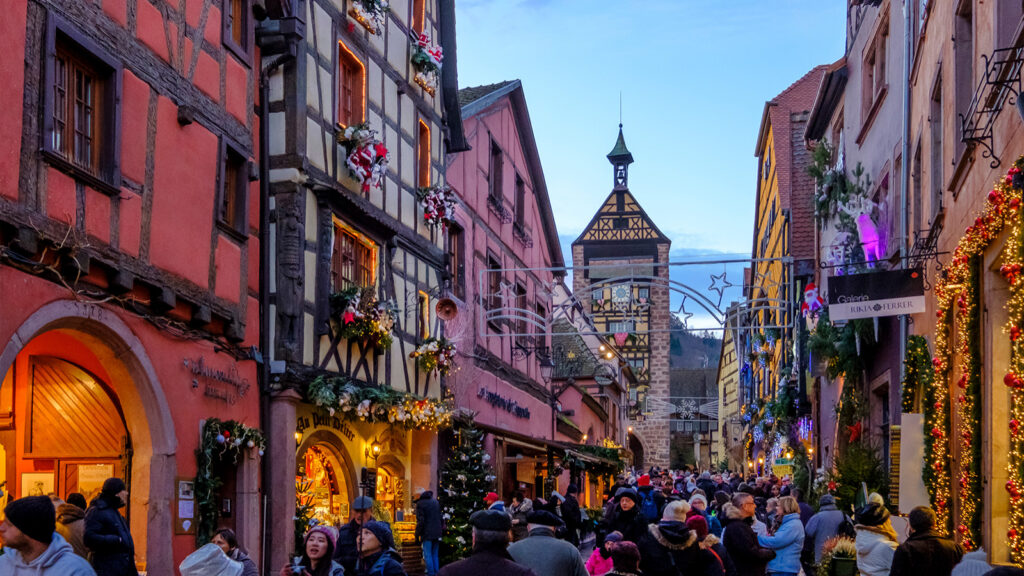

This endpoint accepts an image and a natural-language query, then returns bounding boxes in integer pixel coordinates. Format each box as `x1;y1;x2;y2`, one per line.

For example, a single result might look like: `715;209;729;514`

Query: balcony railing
960;45;1024;168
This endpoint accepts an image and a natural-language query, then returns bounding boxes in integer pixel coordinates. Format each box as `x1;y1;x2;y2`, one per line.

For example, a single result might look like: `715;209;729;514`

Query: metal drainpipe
898;0;912;426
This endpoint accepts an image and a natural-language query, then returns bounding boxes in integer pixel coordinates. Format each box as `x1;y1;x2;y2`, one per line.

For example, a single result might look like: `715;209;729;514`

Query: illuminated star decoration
708;272;733;306
676;296;694;329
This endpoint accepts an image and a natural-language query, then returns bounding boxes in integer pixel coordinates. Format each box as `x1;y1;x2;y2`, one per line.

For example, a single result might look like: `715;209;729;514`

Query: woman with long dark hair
279;525;344;576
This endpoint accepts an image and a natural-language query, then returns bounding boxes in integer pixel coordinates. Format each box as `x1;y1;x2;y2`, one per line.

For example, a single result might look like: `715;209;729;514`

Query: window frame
222;0;253;64
331;218;379;292
42;15;122;194
859;11;889;139
217;138;250;240
417;290;430;340
337;41;366;128
514;173;526;228
447;223;465;300
489;139;504;201
412;0;426;35
417;119;431;188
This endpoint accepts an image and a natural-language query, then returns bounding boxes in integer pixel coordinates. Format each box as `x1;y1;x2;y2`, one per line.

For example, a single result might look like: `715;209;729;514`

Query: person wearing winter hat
56;492;89;559
0;495;96;575
213;528;258;576
356;520;406;575
562;484;583;547
689;493;723;537
803;494;846;564
180;542;243;576
585;531;622;576
333;495;375;573
84;477;137;576
438;510;536;576
508;511;587;576
686;514;729;576
853;501;898;576
280;525;344;576
636;500;700;576
951;547;993;576
484;491;507;512
598;488;648;545
635;474;665;524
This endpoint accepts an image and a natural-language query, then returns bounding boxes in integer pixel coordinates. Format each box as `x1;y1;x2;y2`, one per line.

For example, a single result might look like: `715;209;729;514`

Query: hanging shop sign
183;356;251;404
478;387;531;419
826;268;925;321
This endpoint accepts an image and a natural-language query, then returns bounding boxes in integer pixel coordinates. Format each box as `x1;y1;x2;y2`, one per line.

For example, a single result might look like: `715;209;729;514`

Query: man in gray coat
508;510;587;576
804;494;847;562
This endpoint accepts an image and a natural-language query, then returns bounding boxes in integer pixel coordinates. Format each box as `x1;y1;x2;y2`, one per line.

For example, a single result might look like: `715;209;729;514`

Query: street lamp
539;355;554;384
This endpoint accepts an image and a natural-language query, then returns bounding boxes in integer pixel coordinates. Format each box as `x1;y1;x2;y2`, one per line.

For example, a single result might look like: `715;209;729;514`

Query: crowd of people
2;469;1024;576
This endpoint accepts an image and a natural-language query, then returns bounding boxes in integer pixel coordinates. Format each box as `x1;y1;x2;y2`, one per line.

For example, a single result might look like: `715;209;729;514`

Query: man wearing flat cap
508;510;588;576
0;495;97;574
438;509;536;576
333;495;378;574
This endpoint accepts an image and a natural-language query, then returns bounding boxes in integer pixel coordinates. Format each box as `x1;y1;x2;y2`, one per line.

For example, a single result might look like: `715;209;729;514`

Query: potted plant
817;536;857;576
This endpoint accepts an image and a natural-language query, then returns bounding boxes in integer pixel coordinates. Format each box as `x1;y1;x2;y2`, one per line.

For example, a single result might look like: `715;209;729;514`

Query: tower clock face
611;284;631;303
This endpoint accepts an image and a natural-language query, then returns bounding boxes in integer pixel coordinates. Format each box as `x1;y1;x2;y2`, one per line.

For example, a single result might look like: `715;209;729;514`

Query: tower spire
607;124;634;190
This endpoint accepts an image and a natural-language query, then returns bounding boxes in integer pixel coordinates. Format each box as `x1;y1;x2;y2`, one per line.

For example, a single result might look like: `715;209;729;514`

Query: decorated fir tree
438;422;494;563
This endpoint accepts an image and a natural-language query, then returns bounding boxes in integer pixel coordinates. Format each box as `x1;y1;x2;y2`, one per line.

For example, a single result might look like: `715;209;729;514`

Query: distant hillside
669;315;722;369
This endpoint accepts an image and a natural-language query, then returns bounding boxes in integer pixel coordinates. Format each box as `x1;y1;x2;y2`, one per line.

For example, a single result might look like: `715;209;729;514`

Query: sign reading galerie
826;268;925;321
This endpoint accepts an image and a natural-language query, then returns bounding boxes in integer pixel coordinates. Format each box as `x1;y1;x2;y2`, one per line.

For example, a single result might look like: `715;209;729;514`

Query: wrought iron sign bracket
960;46;1024;169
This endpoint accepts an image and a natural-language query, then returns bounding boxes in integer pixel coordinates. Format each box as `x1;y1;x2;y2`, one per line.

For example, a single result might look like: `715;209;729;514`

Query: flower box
410;32;442;95
348;0;388;34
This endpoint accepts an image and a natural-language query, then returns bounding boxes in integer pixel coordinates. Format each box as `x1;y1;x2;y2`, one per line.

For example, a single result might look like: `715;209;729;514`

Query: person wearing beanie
598;488;648;545
279;525;344;576
853;501;898;576
605;541;642;576
355;520;405;575
686;514;729;576
438;510;536;576
890;506;963;576
0;495;96;575
689;493;723;538
635;474;666;524
56;495;90;559
951;547;992;576
508;511;587;576
84;477;137;576
636;500;700;576
585;531;622;576
803;494;846;564
562;484;583;548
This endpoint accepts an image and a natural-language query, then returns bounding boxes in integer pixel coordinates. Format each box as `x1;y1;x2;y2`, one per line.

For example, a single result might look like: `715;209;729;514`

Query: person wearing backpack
635;475;664;523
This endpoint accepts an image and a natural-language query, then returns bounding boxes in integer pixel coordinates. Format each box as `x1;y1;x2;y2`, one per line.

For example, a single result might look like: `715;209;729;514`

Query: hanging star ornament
676;296;694;329
708;272;733;306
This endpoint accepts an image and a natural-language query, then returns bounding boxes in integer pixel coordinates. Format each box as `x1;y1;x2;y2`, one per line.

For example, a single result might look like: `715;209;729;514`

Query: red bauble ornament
1009;528;1018;540
957;375;967;389
1012;326;1021;341
931;427;944;438
1012;197;1021;210
1011;419;1020;434
934;401;943;410
222;430;230;438
1005;372;1020;387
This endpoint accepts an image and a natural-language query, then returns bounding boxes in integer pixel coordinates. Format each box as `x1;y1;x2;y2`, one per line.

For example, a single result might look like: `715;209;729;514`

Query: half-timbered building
0;0;262;570
257;0;465;568
572;127;672;469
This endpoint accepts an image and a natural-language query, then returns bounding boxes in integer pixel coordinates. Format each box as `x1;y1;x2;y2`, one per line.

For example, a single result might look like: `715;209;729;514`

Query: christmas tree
439;422;495;563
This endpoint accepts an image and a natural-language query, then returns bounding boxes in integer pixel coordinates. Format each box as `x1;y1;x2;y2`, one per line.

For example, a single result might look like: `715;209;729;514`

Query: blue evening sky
454;0;847;327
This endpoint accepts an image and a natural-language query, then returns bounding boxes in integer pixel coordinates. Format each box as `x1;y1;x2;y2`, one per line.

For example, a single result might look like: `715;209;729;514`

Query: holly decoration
194;418;266;545
439;421;495;564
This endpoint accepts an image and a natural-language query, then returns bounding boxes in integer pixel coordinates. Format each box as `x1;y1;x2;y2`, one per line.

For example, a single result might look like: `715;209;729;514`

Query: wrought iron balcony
960;46;1024;168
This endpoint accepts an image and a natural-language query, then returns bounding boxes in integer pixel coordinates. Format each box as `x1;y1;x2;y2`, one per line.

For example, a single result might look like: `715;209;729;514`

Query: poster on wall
78;464;114;498
827;268;926;321
21;472;54;497
175;477;196;535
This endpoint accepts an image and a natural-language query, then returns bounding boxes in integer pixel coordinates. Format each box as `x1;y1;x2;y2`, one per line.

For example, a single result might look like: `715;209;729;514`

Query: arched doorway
628;432;645;469
296;430;358;526
0;301;176;570
373;455;405;523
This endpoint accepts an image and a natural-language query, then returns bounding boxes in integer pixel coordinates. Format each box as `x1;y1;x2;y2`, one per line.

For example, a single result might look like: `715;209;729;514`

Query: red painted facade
0;0;261;570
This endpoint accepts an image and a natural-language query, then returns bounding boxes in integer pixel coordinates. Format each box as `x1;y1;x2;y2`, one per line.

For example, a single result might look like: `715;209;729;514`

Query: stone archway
0;300;176;569
297;429;360;514
628;432;647;469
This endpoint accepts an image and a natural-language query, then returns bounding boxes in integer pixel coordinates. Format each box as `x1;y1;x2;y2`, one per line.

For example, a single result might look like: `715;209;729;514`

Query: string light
930;158;1024;559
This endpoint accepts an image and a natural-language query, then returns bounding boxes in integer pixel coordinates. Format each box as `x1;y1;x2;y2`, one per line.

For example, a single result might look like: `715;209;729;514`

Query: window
930;71;944;224
954;1;973;160
638;287;649;300
331;220;377;290
912;140;923;235
219;142;248;235
534;303;546;349
338;42;365;128
996;0;1024;50
418;291;430;339
514;174;526;228
487;255;502;310
418;120;430;188
514;283;527;341
447;224;465;300
412;0;426;34
609;321;634;333
862;15;888;126
489;140;503;201
44;23;120;188
223;0;251;59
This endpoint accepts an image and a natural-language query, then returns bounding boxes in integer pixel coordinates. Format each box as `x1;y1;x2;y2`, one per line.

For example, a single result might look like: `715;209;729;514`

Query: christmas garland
901;335;932;413
307;375;453;430
348;0;389;34
329;286;398;350
931;157;1024;558
410;31;443;95
415;184;457;229
409;336;457;376
194;419;266;545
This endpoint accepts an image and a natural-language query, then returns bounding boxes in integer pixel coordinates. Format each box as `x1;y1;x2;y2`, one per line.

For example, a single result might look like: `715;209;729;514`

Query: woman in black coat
415;490;443;576
599;488;649;545
84;478;138;576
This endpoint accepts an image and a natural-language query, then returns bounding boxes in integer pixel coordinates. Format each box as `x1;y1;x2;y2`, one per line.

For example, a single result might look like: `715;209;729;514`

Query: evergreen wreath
194;418;266;545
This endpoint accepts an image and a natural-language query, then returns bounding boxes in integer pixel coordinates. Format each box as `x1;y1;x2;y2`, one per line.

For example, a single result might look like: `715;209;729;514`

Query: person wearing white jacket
853;502;899;576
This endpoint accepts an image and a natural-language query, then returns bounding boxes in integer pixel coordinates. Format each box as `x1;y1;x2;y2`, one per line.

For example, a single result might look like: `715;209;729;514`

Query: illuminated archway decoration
931;157;1024;559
